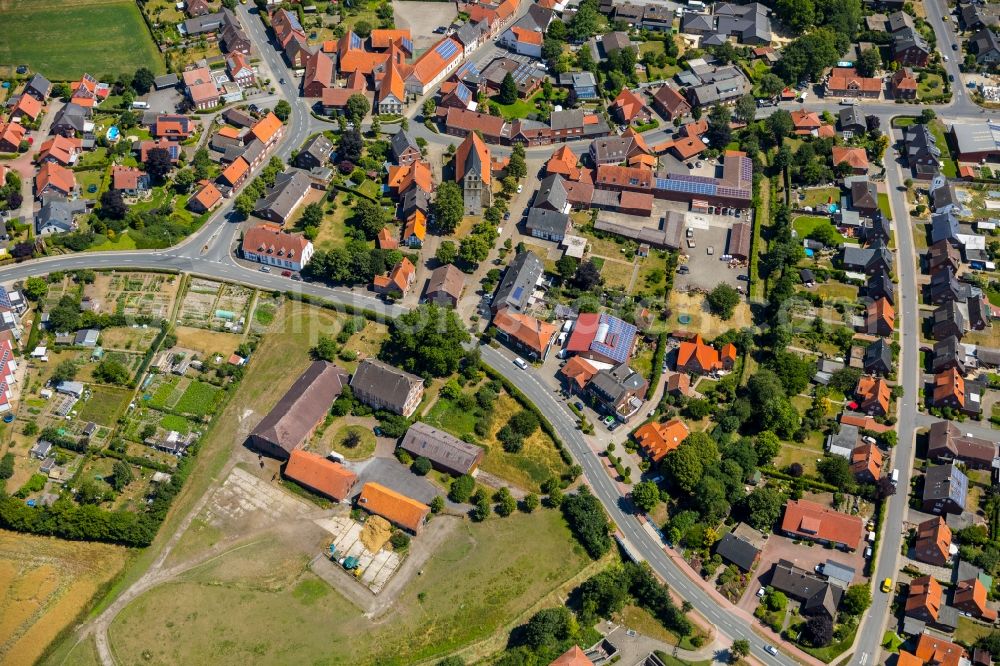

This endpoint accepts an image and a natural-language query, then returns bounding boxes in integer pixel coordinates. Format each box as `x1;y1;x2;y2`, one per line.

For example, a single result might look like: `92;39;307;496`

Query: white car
765;645;778;656
516;184;523;193
756;587;766;598
943;55;949;62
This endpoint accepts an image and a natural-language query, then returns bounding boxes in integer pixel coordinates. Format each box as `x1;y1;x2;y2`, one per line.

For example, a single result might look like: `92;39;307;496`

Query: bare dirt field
0;530;128;666
173;326;245;358
667;290;752;338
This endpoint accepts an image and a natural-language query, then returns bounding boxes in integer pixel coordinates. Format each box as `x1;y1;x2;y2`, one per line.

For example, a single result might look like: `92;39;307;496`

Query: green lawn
799;187;841;209
322;424;376;460
76;169;106;201
174;381;221;417
109;509;592;665
87;232;138;252
929;121;958;178
878;193;893;221
0;0;164;80
492;91;546;121
159;413;190;434
917;73;945;100
793;215;846;244
77;386;131;427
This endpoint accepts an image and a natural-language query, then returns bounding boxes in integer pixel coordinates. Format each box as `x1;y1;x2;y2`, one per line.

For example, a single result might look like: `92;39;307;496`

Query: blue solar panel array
402;37;414;53
657;178;717;197
457;61;480;78
286;10;304;32
0;287;13;310
512;62;535;84
350;32;362;50
456;83;471;102
590;314;638;365
436;39;459;59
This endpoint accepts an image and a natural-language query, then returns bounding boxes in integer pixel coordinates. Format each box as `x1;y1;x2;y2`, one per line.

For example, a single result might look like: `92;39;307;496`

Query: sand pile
360;515;392;553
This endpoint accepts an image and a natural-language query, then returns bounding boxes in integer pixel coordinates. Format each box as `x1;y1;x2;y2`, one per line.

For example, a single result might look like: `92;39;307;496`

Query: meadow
0;0;164;80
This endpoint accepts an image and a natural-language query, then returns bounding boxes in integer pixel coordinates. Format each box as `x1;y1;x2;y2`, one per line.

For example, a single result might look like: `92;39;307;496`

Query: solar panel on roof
456;84;471;101
511;286;524;301
0;288;12;310
436;39;459;59
402;37;414;52
350;32;362;49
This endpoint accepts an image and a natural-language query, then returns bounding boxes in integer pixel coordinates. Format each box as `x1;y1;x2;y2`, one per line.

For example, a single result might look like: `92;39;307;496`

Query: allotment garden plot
84;272;179;320
129;373;223;441
178;279;253;331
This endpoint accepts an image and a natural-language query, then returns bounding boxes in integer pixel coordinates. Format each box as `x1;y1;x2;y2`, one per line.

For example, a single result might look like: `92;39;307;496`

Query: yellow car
881;578;893;593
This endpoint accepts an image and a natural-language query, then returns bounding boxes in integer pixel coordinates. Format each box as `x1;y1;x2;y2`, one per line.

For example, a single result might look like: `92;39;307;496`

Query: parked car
756;587;766;598
574;401;584;411
291;275;302;281
949;74;956;82
608;421;621;432
952;43;959;50
513;357;527;369
281;270;292;277
259;266;271;273
678;265;690;274
706;246;714;256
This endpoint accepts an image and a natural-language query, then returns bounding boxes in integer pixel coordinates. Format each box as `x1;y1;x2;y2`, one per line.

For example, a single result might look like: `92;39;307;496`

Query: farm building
399;422;485;475
357;482;430;534
283;449;357;501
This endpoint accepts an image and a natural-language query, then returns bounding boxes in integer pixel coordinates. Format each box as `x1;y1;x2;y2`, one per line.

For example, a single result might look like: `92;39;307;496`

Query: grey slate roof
50;103;90;134
350;358;423;413
770;559;843;617
923;463;969;507
297;133;333;166
525;208;570;237
494;251;544;312
154;73;180;89
863;338;892;374
36;196;86;235
838;107;866;132
26;74;51;99
254;169;312;222
399;421;484;475
533;174;569;212
390;130;419;161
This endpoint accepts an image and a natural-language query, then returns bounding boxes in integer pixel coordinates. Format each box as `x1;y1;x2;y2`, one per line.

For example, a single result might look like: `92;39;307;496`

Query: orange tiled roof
850;442;883;479
250;112;282;144
493;308;557;356
667;136;706;160
192;179;222;210
614;89;651;123
410;37;463;85
676;334;721;373
827;67;882;94
13;94;42;120
679;118;708;138
220;156;249;186
358;481;430;532
915;516;952;564
905;575;943;621
218;125;241;139
595;164;652;188
404;210;426;242
37;135;81;165
790;108;822;130
511;25;544;45
545;145;582;181
376;227;399;249
856;375;890;414
0;122;26;148
455;131;491;186
374;257;415;293
832;146;869;170
285;449;357;501
36;162;76;195
633;419;690;462
550;645;592;666
560;355;599;389
780;498;864;548
933;367;965;408
112;165;143;190
867;297;895;329
370;28;412;49
954;578;998;621
913;634;967;666
242;223;311;259
378;58;406;103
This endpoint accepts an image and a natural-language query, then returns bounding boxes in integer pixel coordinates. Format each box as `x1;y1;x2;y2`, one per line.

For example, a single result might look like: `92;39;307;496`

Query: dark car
291;274;302;281
608;421;622;432
574;401;584;411
952;43;958;50
949;74;955;82
736;274;750;281
281;270;292;277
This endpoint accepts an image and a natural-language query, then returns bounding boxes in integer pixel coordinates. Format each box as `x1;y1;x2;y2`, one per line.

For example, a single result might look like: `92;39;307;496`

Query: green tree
300;202;324;229
523;493;539;512
131;67;156;94
630;480;660;512
507;144;527;180
109;461;134;491
51;359;78;384
311;336;338;362
412;456;432;476
429;495;445;513
459;235;491;265
352;198;387;238
662;443;703;494
856;48;882;78
435;240;457;265
775;0;815;30
494;487;516;516
354;20;373;38
273;99;292;121
346;93;370;125
706;104;732;148
759;72;786;98
384;304;471;377
173;168;195;193
0;453;14;480
433;181;465;234
449;474;476;503
498;72;518;105
706;284;740;319
842;584;872;615
339;129;364;162
234;192;255;218
93;359;131;385
561;487;612;558
744;487;783;532
730;639;751;661
734;94;757;125
817;455;854;489
568;1;600;41
23;277;48;301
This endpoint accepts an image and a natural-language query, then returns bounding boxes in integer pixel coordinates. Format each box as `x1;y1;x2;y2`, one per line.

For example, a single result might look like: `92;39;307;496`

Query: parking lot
391;0;459;51
675;210;750;292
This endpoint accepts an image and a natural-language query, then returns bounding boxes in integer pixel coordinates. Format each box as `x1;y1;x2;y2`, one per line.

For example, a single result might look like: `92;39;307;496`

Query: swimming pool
106;126;120;141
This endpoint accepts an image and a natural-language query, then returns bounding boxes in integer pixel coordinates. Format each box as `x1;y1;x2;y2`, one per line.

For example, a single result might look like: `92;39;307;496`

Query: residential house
151;114;194;140
303;50;335;98
11;94;42;123
953;578;998;622
69;73;109;108
35;196;86;235
248;360;349;459
560;356;600;394
357;482;430;534
928;239;961;273
932;367;981;416
560;71;599;101
769;559;843;620
780;499;864;550
927;266;975;305
219;156;249;189
825;67;882;99
850;442;883;483
850;179;880;214
188;180;222;214
424;264;464;308
863;338;893;376
49;103;91;137
867;269;895;305
111;166;149;196
931;300;967;340
923;463;969;515
838;106;867;136
499;6;551;57
890;68;918;99
492;308;557;360
525;208;570;241
678;3;772;44
633;418;689;462
36;136;81;166
24;73;51;101
350;358;424;417
715;523;765;572
832;146;869;174
241;223;314;272
0;122;26;153
226;53;256;87
271;9;309;66
970;28;1000;66
905;575;944;624
400;422;485;475
906;124;942;179
587;363;648;422
915;516;953;566
284;449;357;501
651;84;691;120
294;133;333;170
35;163;77;199
612;88;652;124
455;131;492;215
550;646;592;666
390;130;421;166
248;112;283;148
254;169;314;224
373;257;416;296
927;420;998;469
898;634;967;666
675;334;736;375
493;251;544;313
855;374;890;415
893;26;932;66
727;222;752;260
545;145;586;181
566;312;638;365
841;242;892;275
932;336;967;374
405;37;464;95
182;66;220;110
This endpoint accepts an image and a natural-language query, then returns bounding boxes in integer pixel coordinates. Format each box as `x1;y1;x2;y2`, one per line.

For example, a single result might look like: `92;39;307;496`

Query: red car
281;270;292;277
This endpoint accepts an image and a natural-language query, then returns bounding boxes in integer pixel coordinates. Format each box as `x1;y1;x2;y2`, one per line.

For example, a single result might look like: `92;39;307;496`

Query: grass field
320;424;376;460
109;509;591;665
793;215;846;245
0;530;128;666
77;385;131;427
174;381;221;416
0;0;164;80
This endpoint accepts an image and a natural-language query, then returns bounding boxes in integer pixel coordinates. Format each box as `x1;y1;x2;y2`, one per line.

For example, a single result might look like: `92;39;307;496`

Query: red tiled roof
550;645;591;666
790;108;822;130
242;223;311;259
455;131;492;186
511;25;544;45
373;257;415;293
832;146;869;170
250;112;282;144
378;58;406;103
284;449;357;501
37;136;81;165
376;227;398;249
595;164;652;189
493;308;557;356
218;125;241;139
546;145;582;181
915;516;952;565
191;179;222;211
370;28;412;49
866;297;895;330
912;634;967;666
612;88;649;122
676;334;722;373
13;94;42;120
560;356;599;390
633;419;689;462
410;37;463;85
403;210;426;243
780;498;864;548
954;578;998;621
0;122;26;149
827;68;882;94
220;156;249;186
856;375;891;414
358;482;430;532
933;367;965;408
112;165;143;191
35;162;76;195
304;50;335;95
850;442;883;480
445;107;507;140
905;575;942;621
666;136;706;160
